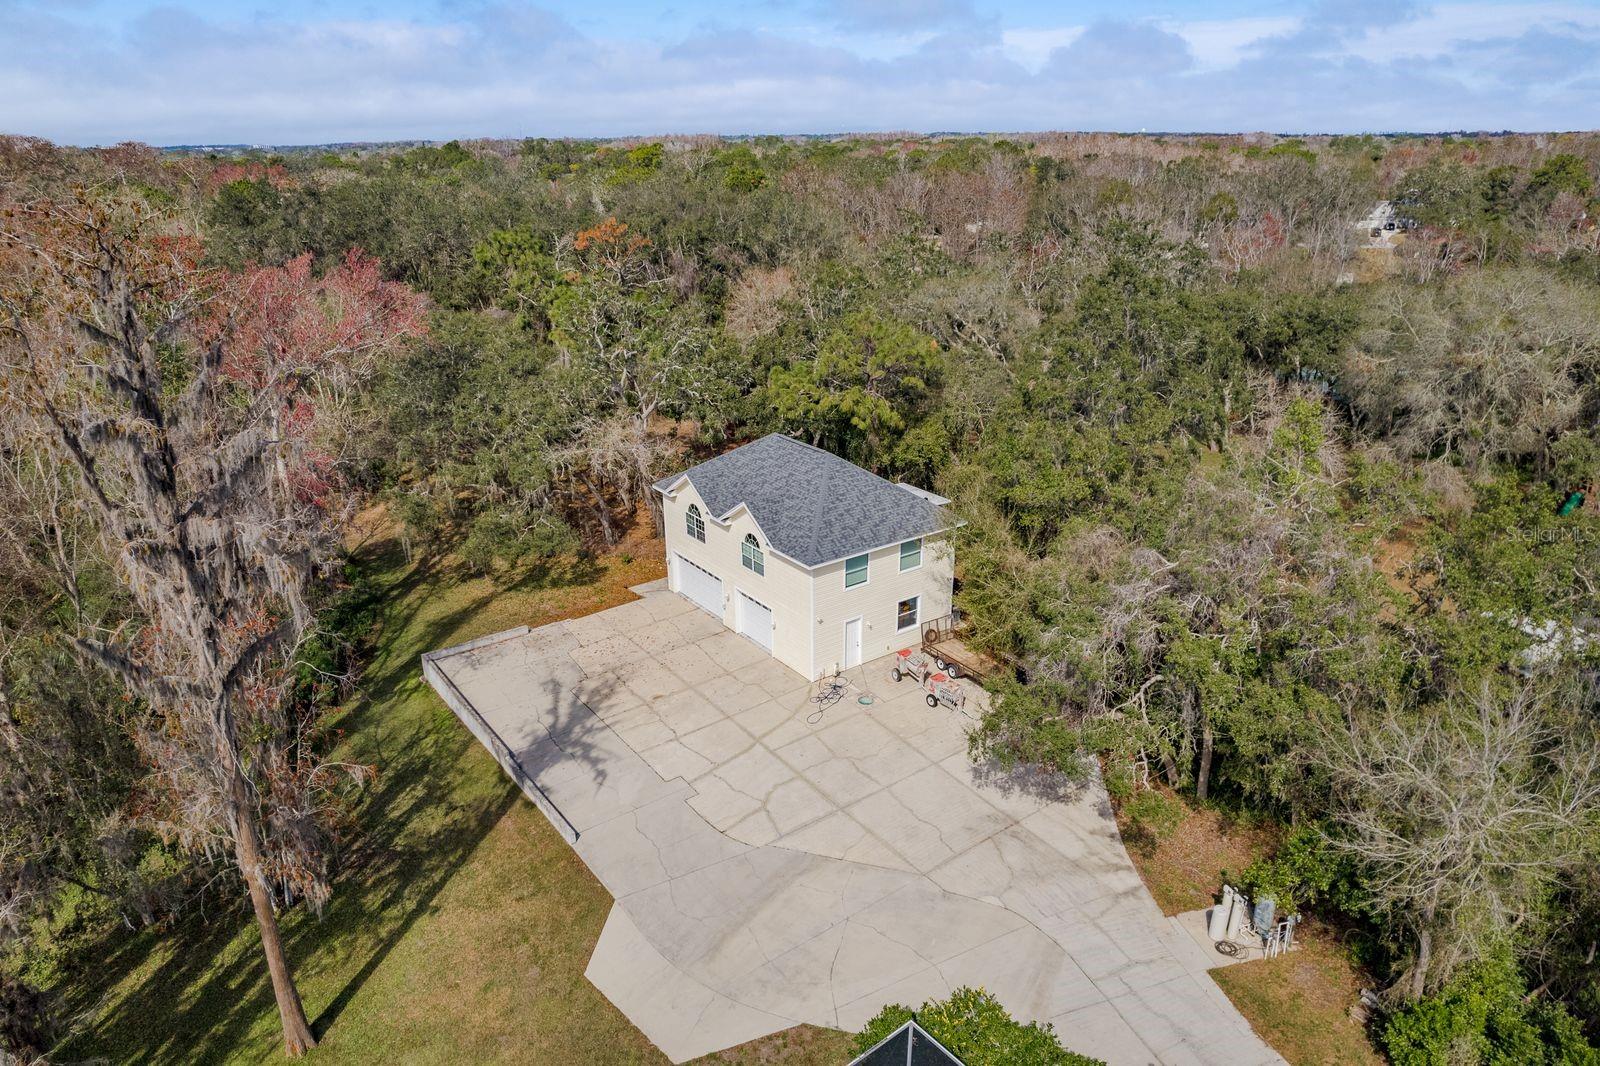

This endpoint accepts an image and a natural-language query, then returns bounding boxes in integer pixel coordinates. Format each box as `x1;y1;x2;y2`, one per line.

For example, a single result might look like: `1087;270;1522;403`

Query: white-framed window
896;595;920;632
685;504;706;543
899;538;922;571
741;533;765;576
844;553;869;589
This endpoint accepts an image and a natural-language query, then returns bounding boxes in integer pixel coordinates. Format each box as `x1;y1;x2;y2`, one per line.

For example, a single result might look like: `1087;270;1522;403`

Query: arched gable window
741;533;765;576
685;504;706;543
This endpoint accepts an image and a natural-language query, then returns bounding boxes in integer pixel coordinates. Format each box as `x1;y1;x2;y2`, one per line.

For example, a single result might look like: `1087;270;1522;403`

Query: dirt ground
1115;790;1280;916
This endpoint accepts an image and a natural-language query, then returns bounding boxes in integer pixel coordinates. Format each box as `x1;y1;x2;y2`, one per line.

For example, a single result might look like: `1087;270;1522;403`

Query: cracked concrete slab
774;810;915;872
426;587;1281;1065
680;718;756;764
586;907;798;1063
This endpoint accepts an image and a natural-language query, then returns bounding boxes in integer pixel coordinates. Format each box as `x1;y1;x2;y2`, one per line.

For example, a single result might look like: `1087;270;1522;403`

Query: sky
3;0;1600;145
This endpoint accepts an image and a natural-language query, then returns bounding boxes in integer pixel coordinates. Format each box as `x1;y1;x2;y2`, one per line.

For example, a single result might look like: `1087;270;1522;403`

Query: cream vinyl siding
810;533;953;678
661;482;814;677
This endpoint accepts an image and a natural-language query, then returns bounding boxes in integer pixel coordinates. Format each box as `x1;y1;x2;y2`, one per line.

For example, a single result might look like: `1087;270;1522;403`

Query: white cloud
817;0;977;32
1044;21;1196;81
0;1;1597;143
1001;25;1085;71
1003;16;1298;74
1343;1;1600;60
1164;15;1300;71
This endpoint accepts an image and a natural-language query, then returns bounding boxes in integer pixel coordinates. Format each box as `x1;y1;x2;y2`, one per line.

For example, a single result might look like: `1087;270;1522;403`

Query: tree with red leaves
0;192;426;1056
217;249;429;502
204;161;293;194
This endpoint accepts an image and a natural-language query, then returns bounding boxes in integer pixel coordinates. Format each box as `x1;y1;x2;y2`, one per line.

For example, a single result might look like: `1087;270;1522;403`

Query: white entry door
842;617;863;668
675;554;722;617
738;592;774;652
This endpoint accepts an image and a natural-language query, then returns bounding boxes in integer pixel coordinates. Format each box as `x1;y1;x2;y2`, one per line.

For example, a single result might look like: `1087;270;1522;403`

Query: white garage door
675;554;722;617
738;592;773;652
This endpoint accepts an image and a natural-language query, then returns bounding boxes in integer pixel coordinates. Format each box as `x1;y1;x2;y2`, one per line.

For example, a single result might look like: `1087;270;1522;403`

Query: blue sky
4;1;1599;144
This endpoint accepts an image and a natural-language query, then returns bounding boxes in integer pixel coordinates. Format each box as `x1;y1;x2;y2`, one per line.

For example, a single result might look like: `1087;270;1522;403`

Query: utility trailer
919;615;1005;681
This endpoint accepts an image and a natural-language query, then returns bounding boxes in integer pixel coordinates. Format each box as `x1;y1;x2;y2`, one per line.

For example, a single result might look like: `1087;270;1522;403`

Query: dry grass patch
1115;789;1279;916
690;1025;854;1065
1213;929;1384;1066
1353;245;1396;282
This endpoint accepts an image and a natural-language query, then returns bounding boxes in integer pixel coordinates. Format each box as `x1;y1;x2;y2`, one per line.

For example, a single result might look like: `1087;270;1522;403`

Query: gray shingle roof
652;434;949;568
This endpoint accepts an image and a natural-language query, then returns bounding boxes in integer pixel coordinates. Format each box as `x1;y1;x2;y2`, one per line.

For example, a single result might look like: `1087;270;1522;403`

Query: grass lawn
1213;934;1384;1066
1116;789;1382;1066
56;515;853;1065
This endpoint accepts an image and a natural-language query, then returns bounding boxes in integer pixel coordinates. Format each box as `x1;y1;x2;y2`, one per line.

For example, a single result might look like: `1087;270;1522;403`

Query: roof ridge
760;433;901;484
656;433;947;568
760;431;836;458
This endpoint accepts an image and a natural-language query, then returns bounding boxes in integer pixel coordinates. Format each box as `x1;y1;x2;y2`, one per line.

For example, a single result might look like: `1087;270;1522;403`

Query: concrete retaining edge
427;625;532;660
421;637;580;844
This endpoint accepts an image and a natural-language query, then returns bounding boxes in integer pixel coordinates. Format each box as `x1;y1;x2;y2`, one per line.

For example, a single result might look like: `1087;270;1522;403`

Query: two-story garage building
652;434;955;680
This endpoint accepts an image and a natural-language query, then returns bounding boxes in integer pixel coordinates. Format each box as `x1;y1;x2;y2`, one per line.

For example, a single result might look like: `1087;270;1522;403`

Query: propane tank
1253;896;1277;936
1224;890;1247;940
1207;886;1233;940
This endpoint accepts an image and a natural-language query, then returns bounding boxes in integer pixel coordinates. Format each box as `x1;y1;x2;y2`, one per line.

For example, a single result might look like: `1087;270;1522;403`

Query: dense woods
1;129;1598;1062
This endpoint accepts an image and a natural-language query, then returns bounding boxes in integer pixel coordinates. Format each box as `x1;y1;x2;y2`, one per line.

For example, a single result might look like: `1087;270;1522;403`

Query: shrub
1122;788;1185;848
459;510;577;574
1383;954;1600;1066
293;561;380;710
852;987;1103;1066
1239;824;1371;917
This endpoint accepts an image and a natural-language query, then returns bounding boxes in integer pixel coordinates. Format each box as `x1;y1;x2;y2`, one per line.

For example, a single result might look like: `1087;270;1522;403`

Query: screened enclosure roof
847;1019;967;1066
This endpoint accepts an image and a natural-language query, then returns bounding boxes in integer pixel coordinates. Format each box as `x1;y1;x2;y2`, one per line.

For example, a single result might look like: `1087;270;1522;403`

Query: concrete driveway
424;582;1279;1065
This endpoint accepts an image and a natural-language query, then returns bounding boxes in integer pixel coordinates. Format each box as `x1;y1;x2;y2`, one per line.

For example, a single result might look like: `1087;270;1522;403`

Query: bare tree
1341;268;1600;474
724;265;795;342
1316;682;1600;1000
0;193;424;1055
544;218;722;539
549;414;677;542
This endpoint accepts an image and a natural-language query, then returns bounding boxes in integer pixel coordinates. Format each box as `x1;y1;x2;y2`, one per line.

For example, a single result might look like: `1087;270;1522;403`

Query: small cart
891;648;935;685
924;672;966;711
